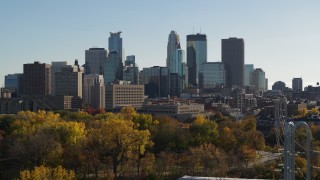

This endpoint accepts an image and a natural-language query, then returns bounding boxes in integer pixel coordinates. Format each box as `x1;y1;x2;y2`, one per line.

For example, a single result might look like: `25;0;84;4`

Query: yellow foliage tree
20;165;75;180
120;106;137;120
89;119;152;178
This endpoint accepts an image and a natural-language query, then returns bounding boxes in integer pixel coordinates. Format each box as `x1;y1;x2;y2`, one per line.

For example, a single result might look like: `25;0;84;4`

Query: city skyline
1;1;320;88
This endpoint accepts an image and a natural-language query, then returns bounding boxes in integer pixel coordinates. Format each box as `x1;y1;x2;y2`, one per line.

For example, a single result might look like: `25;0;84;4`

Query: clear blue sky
1;0;320;89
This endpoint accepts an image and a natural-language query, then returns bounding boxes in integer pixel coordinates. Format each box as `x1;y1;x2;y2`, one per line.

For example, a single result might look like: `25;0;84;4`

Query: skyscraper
142;66;170;98
292;78;303;92
199;62;226;89
23;61;51;96
104;51;123;84
166;31;181;70
172;49;185;75
85;48;108;75
244;64;254;86
252;68;266;92
123;55;139;84
222;37;244;87
125;55;136;66
108;32;123;61
55;65;83;98
4;73;23;97
187;33;207;87
83;74;104;105
51;61;68;95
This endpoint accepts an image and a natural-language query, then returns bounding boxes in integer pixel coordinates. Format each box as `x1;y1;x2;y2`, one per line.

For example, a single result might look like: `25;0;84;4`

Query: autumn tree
189;115;219;146
310;107;319;115
89;119;152;179
219;127;237;152
19;165;75;180
189;143;227;176
151;115;181;153
8;111;86;172
241;116;257;132
120;106;137;120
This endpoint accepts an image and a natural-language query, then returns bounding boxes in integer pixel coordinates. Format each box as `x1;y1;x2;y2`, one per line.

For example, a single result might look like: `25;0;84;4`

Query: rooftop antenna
200;26;202;33
193;27;194;34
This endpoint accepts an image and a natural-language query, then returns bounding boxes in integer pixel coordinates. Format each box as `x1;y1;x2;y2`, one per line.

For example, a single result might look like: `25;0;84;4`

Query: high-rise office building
55;65;83;98
51;61;68;95
5;74;19;88
142;66;170;98
222;37;244;87
4;73;23;97
244;64;254;86
23;61;51;96
199;62;226;89
85;48;108;75
265;78;268;91
167;31;181;70
123;66;139;85
123;55;139;84
90;82;105;110
187;33;207;87
108;32;123;61
292;78;303;92
104;51;123;84
171;49;185;75
125;55;135;66
83;74;104;105
182;62;188;89
252;68;266;92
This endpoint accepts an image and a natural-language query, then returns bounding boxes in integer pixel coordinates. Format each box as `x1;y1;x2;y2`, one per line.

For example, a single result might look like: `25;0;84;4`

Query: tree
120;106;137;120
90;119;151;179
8;111;86;172
310;107;319;115
213;112;224;121
240;145;256;168
219;127;237;152
9;129;63;167
245;130;265;151
151;116;180;153
131;130;153;179
241;116;256;132
298;108;308;117
132;113;154;130
189;115;219;146
189;144;227;176
19;165;75;180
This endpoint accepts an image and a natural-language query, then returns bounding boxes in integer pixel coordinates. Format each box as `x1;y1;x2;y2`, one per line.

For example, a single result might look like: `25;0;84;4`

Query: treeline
0;108;287;179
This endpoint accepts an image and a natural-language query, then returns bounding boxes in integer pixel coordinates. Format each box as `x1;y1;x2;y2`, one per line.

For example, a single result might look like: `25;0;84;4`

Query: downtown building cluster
1;30;315;121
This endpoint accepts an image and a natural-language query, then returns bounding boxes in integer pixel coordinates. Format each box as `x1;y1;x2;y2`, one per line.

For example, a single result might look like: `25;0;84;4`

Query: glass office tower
187;33;207;87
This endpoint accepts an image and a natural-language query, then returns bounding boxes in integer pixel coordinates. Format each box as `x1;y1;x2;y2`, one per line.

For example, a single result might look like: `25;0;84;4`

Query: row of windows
114;91;143;94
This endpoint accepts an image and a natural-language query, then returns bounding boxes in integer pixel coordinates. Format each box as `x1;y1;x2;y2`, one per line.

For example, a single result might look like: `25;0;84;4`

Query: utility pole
284;121;311;180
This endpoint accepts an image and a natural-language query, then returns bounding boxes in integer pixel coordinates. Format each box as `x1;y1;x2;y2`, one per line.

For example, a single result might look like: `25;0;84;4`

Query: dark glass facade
222;38;244;87
187;34;207;87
